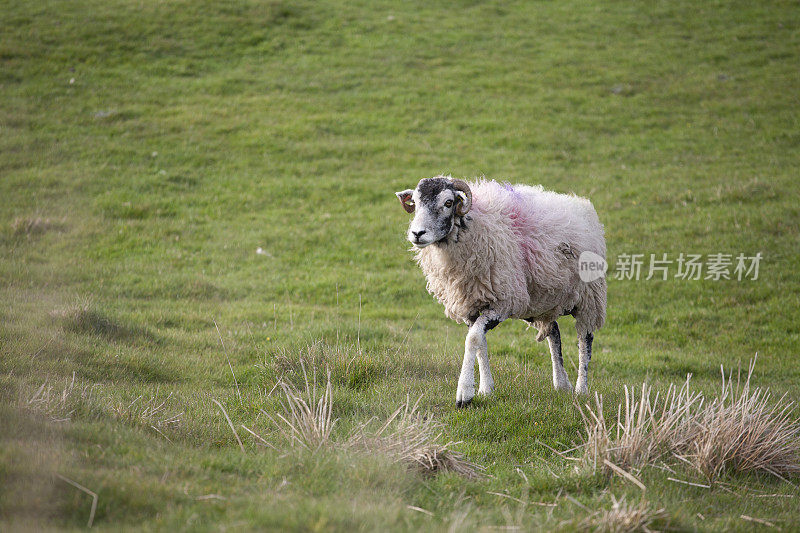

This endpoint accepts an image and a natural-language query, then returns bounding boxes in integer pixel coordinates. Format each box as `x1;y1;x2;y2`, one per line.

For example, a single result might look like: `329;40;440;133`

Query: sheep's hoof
456;383;474;407
575;382;589;395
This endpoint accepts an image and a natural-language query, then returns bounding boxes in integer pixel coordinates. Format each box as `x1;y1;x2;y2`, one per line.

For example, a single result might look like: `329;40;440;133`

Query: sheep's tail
576;276;607;337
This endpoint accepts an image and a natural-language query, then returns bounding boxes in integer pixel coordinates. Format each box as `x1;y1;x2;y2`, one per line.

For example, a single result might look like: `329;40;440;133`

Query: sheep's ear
395;189;415;213
454;191;471;215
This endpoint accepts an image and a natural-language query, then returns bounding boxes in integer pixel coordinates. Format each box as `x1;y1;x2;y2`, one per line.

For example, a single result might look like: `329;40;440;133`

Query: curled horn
450;179;472;216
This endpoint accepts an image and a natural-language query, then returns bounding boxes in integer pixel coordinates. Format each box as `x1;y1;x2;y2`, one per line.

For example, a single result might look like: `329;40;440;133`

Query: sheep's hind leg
546;322;572;392
575;331;593;395
457;313;502;408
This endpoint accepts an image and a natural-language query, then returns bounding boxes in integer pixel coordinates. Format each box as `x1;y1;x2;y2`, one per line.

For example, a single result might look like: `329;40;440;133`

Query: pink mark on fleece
472;180;539;268
503;183;540;272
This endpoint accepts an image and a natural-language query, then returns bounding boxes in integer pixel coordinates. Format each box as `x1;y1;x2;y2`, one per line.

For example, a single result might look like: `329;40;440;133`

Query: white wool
414;179;606;336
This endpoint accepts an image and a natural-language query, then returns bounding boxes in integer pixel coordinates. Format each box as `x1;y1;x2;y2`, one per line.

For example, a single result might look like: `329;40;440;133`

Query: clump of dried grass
261;364;336;451
24;372;98;422
108;389;183;430
11;216;65;236
674;359;800;480
263;365;482;477
348;396;484;478
577;357;800;482
22;373;182;436
577;495;665;533
579;379;702;474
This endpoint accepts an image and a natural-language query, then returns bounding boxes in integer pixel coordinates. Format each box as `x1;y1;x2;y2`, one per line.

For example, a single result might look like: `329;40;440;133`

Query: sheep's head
395;177;472;248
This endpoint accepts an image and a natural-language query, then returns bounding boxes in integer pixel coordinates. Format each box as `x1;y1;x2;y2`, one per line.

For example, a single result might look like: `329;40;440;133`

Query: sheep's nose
412;230;426;240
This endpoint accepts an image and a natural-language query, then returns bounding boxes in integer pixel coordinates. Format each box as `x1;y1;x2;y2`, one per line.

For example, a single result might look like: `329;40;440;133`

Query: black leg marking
548;322;563;367
582;332;593;374
484;318;500;332
456;398;472;409
585;332;593;361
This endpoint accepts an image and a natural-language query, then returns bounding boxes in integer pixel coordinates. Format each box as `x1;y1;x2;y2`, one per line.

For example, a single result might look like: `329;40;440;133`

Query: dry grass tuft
349;396;484;478
262;363;336;451
675;359;800;480
11;216;66;236
577;495;665;533
578;378;702;474
109;389;183;430
577;357;800;482
263;363;482;477
22;373;182;436
24;372;98;422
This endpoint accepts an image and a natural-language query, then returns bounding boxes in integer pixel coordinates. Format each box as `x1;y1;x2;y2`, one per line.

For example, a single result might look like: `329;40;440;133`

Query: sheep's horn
450;179;472;216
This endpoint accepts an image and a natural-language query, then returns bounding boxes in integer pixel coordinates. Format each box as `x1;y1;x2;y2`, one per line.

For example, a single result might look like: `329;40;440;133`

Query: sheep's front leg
575;331;594;395
456;313;502;408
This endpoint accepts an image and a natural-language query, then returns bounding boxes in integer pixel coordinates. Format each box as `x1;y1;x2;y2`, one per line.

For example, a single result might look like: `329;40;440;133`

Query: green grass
2;0;799;530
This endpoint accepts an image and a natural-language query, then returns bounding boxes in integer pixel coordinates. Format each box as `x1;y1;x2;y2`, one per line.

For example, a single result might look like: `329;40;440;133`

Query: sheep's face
395;177;471;248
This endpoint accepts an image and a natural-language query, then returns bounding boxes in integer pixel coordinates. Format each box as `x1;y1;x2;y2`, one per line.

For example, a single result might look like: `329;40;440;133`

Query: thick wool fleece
415;179;606;336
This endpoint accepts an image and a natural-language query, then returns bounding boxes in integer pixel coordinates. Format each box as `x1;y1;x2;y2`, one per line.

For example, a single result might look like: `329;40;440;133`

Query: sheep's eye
444;200;453;208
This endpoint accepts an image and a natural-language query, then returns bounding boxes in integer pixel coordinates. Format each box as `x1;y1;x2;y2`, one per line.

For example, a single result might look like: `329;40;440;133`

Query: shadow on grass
52;303;158;346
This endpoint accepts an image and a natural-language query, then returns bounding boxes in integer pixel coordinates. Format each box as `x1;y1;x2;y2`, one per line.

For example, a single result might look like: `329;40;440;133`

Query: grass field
2;0;800;530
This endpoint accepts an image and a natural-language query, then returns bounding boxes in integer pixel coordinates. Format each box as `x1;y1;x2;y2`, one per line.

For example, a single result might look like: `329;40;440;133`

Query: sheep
395;176;606;407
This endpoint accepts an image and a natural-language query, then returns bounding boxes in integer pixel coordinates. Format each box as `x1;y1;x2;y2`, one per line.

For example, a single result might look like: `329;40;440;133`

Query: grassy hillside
2;0;799;530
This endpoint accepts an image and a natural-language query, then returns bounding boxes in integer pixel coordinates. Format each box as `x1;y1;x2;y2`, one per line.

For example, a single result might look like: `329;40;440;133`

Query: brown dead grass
10;216;66;236
675;359;800;480
577;357;800;482
576;495;666;533
264;364;483;477
578;379;703;474
348;395;484;478
261;364;336;451
24;372;99;423
21;373;182;434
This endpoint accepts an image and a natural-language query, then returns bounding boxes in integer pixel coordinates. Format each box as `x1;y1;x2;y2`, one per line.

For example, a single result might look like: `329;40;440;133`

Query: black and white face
396;178;469;248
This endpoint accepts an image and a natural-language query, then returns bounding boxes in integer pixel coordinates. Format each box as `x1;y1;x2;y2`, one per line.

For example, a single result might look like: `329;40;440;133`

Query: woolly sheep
395;176;606;407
